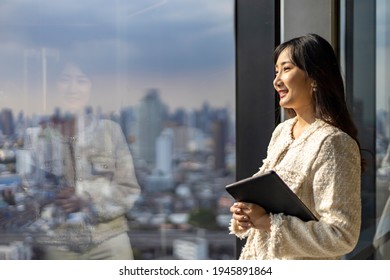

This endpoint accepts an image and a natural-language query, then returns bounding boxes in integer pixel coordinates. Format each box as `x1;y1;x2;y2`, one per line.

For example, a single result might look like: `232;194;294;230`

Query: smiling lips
278;89;288;99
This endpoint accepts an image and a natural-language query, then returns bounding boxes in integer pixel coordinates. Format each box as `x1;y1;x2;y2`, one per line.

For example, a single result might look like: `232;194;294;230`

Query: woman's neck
292;111;316;140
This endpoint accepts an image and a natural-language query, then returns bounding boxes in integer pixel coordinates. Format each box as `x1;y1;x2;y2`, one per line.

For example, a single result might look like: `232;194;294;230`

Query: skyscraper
120;106;136;144
156;128;174;175
212;114;227;171
0;109;15;137
136;89;167;166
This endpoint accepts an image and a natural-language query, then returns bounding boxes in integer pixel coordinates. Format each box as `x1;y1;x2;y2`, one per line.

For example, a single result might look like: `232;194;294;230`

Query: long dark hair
273;34;365;171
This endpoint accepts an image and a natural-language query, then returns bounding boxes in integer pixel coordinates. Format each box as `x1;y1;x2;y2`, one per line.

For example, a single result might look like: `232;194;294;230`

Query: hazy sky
0;0;235;116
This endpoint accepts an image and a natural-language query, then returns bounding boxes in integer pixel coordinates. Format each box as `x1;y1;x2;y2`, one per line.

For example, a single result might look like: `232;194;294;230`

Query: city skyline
0;87;235;125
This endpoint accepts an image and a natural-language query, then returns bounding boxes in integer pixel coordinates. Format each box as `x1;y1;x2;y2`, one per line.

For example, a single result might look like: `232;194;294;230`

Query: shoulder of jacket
272;117;296;136
314;121;358;149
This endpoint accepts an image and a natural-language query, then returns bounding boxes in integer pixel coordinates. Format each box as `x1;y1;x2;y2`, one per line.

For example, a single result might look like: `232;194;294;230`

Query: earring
311;81;317;92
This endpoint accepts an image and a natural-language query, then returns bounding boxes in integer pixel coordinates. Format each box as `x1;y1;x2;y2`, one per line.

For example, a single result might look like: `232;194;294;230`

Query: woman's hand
1;188;16;205
55;187;83;213
230;202;271;232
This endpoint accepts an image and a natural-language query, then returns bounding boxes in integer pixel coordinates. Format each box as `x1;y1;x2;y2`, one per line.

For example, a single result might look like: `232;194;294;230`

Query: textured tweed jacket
230;117;361;260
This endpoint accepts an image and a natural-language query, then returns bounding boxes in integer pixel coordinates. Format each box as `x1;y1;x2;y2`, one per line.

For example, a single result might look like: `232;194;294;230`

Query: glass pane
0;0;235;260
375;0;390;260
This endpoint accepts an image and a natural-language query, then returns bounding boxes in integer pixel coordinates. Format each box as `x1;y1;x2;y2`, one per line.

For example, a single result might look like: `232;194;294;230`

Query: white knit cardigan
229;117;361;259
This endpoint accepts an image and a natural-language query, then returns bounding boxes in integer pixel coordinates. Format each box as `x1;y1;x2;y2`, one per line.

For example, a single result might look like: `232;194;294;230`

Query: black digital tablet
225;170;318;222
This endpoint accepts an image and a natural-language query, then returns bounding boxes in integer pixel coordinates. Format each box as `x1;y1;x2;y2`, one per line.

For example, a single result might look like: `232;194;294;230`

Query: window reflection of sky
375;0;390;259
0;0;235;115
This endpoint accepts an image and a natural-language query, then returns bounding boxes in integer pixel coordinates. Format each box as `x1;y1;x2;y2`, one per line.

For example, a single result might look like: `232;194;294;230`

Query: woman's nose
67;79;78;93
273;76;282;88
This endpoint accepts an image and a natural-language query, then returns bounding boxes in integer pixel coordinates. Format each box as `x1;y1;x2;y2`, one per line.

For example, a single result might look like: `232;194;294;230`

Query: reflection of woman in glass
57;62;92;114
29;61;141;260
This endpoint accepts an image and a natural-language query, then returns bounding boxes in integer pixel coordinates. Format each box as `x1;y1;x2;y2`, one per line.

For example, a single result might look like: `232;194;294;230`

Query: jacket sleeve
229;122;286;238
266;132;361;259
76;121;141;223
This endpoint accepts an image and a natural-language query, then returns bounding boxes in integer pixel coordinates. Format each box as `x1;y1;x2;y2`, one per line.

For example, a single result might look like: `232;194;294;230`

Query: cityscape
0;88;237;260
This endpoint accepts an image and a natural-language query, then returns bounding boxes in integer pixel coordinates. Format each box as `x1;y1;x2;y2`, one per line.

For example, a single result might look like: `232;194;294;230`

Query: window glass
0;0;235;260
375;0;390;260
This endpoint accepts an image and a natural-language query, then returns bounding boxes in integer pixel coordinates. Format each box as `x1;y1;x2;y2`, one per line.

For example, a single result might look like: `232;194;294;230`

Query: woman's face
57;62;91;113
273;48;314;113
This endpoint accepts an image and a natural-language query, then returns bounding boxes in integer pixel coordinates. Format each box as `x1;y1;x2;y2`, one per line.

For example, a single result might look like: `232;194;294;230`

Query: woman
27;61;141;259
229;34;363;260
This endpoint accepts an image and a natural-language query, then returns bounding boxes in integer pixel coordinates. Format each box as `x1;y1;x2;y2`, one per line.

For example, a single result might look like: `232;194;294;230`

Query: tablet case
225;170;318;221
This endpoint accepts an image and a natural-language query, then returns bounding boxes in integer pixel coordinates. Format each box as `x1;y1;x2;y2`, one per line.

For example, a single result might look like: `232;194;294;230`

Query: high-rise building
156;128;174;175
15;149;32;175
212;114;227;171
120;107;136;144
136;89;167;166
0;109;15;137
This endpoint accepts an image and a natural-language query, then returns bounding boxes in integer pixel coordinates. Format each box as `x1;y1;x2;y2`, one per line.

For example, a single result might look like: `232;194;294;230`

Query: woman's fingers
237;220;252;230
233;212;249;222
231;202;270;231
55;195;82;213
234;202;249;208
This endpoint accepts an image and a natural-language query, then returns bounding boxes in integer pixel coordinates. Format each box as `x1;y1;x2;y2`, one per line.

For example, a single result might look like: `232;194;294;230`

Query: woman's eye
283;67;290;71
59;76;70;83
78;78;89;84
